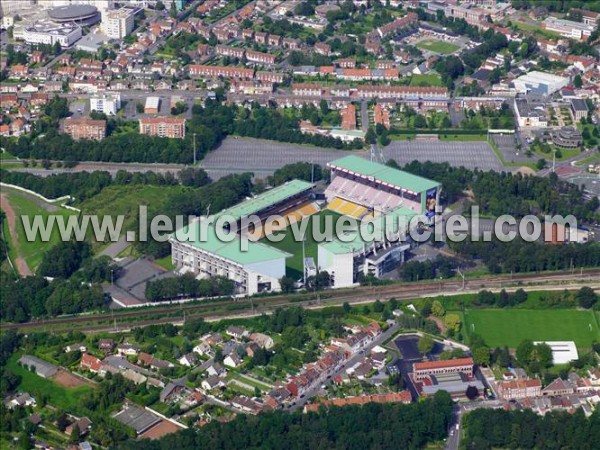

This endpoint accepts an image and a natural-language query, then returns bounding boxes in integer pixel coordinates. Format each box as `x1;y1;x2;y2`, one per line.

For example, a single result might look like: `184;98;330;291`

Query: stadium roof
171;219;292;266
49;4;99;20
319;206;417;255
218;179;313;222
327;155;440;194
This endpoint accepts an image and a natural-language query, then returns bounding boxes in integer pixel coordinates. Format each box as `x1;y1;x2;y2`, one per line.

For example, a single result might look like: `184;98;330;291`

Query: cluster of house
493;367;600;416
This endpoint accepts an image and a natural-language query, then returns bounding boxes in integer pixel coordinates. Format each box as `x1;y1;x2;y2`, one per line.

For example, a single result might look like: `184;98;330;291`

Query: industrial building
513;71;569;96
541;16;594;41
144;97;161;114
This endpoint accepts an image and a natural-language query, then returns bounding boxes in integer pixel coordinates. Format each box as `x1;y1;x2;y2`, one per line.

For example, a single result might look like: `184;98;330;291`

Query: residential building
102;7;135;39
542;378;575;397
90;93;121;116
497;378;542;399
570;98;589;122
63;118;106;140
139;117;186;139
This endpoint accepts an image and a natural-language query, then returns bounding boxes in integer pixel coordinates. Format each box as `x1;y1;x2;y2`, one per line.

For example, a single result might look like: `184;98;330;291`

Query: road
290;322;401;412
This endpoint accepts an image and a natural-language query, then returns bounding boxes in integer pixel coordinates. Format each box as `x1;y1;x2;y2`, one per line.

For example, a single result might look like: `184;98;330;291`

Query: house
226;326;249;340
160;380;185;403
224;353;242;368
245;342;260;358
231;396;264;415
66;417;92;436
201;375;225;391
29;413;42;426
8;393;36;409
98;339;114;352
179;353;198;367
249;333;274;349
206;362;226;377
315;42;331;56
117;343;140;356
65;343;87;353
497;379;542;400
204;333;224;346
193;341;213;356
542;378;575;397
80;354;102;373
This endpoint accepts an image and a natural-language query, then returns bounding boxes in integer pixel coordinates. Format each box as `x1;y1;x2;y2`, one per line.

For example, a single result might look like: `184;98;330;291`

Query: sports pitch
261;210;342;280
416;39;460;54
463;309;600;349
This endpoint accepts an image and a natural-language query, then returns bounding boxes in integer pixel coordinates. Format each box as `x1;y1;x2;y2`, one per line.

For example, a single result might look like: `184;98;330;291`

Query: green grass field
261;210;342;279
3;189;78;271
439;134;487;142
409;74;444;87
463;309;600;349
7;355;94;412
416;39;460;54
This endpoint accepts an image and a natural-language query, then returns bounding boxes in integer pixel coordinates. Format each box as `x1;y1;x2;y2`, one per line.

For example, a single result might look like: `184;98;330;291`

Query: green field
415;39;460;54
439;134;487;142
463;309;600;349
409;74;444;87
261;210;342;279
2;189;78;271
7;355;94;412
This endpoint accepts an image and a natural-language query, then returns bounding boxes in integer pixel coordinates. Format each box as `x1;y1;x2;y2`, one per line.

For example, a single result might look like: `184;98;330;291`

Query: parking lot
491;134;531;164
383;141;505;171
201;137;367;179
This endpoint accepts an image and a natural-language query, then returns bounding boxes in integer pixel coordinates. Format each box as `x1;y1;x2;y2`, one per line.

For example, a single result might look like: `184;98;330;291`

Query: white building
513;71;569;96
90;93;121;116
534;341;579;365
21;19;82;47
514;98;548;128
101;7;135;39
542;16;595;41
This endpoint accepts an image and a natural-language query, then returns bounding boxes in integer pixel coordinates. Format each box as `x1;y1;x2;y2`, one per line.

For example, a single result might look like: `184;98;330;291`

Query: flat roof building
17;355;58;378
534;341;579;365
21;19;82;47
64;118;107;140
139;117;186;139
102;7;136;39
514;98;548;128
542;16;594;41
513;71;569;96
144;97;161;114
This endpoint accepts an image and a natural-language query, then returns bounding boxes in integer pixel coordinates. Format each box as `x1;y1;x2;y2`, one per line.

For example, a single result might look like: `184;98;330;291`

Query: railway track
2;270;598;333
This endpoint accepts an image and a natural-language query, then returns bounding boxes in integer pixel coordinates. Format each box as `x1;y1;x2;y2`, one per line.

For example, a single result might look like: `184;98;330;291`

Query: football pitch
415;39;460;54
463;309;600;349
261;210;342;280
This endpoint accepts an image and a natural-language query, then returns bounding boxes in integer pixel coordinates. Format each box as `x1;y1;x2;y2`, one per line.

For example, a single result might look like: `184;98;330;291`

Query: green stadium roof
218;179;313;222
327;155;440;194
172;219;292;266
319;206;418;255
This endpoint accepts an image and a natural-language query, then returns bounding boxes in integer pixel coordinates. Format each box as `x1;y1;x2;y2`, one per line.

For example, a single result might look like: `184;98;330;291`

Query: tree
373;300;384;313
574;74;583;88
214;348;223;363
431;300;445;317
155;0;165;10
473;346;490;366
342;302;351;313
465;385;479;400
418;335;435;355
365;127;377;144
576;286;597;309
279;276;295;293
536;158;547;170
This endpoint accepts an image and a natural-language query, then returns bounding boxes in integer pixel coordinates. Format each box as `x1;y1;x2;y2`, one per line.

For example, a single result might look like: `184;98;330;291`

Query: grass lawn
463;309;600;349
154;254;174;270
7;355;94;412
2;189;78;271
439;134;487;142
574;152;600;167
416;39;460;54
513;21;562;40
409;74;444;87
533;146;582;162
261;210;342;279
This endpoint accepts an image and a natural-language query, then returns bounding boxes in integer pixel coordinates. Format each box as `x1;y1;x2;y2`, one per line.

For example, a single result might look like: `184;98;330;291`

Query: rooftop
414;357;474;371
218;180;313;222
327;155;440;194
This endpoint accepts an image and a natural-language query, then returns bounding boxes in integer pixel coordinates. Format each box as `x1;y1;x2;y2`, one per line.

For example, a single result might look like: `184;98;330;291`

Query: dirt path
0;193;33;276
428;315;447;334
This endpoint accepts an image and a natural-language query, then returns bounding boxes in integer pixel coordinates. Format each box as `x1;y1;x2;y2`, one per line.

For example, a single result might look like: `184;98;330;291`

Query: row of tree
145;273;235;302
118;391;454;450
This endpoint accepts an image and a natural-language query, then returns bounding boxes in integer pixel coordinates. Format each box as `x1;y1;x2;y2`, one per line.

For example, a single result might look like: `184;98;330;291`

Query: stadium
170;156;441;295
48;5;101;27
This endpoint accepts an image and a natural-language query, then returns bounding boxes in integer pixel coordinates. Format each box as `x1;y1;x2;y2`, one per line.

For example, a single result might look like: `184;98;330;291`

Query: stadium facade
170;157;441;295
